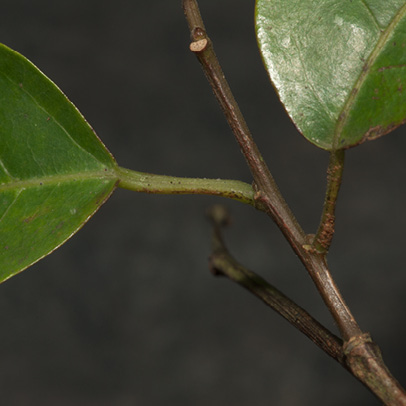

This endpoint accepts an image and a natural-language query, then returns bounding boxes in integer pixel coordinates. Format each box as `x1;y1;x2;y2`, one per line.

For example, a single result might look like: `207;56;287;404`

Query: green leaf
255;0;406;150
0;43;118;282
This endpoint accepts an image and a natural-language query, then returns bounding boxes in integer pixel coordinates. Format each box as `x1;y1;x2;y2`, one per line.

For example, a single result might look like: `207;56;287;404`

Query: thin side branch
207;205;345;365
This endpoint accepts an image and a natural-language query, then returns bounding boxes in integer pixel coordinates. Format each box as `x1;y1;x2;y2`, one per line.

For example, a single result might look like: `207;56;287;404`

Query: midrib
0;169;117;192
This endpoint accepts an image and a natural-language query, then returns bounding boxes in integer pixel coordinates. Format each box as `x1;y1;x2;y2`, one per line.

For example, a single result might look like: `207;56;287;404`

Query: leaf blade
0;43;117;282
255;0;406;150
0;177;116;282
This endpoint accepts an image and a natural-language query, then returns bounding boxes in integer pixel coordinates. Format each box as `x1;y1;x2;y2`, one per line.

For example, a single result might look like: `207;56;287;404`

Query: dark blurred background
0;1;405;405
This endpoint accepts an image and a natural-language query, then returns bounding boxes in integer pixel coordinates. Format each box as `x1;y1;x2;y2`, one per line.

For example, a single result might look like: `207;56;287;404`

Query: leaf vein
0;189;22;223
360;0;382;29
378;64;406;72
0;156;14;180
0;170;117;194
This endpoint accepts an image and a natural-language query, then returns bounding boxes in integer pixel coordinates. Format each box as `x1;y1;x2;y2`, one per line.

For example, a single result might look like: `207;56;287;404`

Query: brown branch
182;0;361;341
182;0;288;215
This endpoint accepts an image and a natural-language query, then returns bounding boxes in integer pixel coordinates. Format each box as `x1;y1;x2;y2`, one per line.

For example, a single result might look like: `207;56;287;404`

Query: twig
312;149;345;253
207;205;345;365
182;0;360;341
183;1;406;404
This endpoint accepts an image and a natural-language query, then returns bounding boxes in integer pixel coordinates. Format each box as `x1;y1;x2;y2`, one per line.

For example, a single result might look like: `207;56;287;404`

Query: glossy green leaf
256;0;406;150
0;43;118;282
